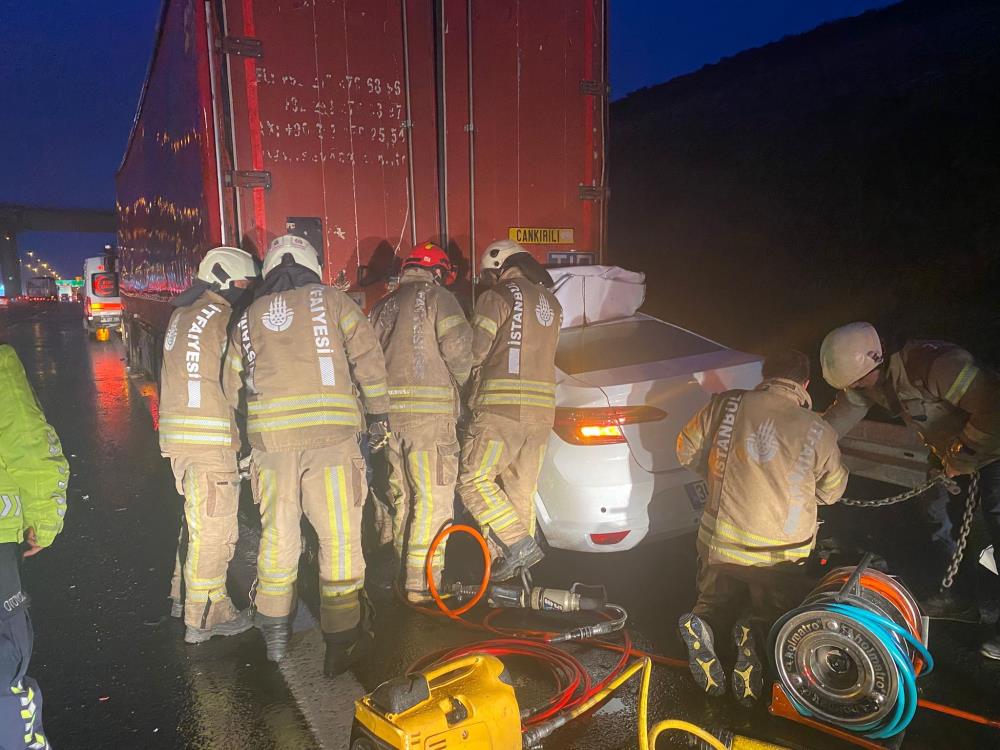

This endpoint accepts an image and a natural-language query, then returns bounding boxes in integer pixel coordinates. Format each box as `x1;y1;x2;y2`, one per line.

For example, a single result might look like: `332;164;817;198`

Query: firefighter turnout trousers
457;412;549;549
693;552;812;636
0;544;48;750
169;453;241;630
386;418;460;593
253;439;367;634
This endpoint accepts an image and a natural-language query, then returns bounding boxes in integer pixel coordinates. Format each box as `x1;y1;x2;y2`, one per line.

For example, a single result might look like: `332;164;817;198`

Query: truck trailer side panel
117;0;221;373
117;0;607;373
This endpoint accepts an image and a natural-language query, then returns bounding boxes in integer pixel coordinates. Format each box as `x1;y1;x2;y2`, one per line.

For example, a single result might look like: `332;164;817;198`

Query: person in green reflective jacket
0;343;69;750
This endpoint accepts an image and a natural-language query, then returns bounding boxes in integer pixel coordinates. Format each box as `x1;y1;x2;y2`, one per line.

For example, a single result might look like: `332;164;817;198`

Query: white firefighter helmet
262;234;322;278
820;322;884;389
197;246;258;290
480;239;530;273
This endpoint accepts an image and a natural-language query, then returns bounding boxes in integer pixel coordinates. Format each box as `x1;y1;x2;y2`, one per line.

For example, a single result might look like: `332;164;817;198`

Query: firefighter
0;343;69;750
369;243;472;603
159;247;258;644
676;351;848;705
227;234;390;675
457;240;562;581
821;323;1000;653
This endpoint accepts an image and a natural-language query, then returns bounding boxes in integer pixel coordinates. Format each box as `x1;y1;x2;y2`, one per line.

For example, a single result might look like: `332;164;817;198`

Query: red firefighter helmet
402;242;456;284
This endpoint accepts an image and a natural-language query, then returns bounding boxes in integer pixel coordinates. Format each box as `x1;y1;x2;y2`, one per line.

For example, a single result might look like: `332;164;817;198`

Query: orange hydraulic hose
917;699;1000;730
426;523;491;617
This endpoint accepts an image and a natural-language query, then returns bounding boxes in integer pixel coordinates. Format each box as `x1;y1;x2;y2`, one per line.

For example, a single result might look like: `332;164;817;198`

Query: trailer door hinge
227;170;272;190
578;184;607;201
579;79;609;97
218;36;263;59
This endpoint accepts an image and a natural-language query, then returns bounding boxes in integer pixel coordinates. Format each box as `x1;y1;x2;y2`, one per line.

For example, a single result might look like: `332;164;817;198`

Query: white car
534;267;762;552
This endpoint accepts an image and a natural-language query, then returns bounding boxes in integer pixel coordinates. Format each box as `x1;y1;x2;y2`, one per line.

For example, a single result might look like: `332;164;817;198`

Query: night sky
0;0;892;279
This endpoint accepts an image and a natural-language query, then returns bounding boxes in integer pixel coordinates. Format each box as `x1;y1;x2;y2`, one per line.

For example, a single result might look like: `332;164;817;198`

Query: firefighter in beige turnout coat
227;235;390;675
369;243;472;602
159;247;258;644
458;240;562;581
821;322;1000;656
675;351;848;705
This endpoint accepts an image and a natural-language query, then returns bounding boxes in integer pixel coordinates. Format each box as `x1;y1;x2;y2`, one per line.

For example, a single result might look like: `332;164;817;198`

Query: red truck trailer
117;0;608;377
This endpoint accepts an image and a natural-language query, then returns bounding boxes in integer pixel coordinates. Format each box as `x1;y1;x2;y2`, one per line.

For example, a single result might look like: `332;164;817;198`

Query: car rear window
91;272;119;298
556;318;722;374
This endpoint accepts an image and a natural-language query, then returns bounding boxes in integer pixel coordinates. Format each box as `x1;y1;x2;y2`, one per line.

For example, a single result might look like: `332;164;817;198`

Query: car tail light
90;301;121;312
553;406;667;446
590;531;631;545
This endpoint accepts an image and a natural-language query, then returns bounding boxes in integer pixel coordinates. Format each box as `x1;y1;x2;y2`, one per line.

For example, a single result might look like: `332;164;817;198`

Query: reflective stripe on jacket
677;378;847;567
468;267;562;424
824;340;1000;472
159;290;240;454
229;283;390;451
369;267;472;423
0;345;68;548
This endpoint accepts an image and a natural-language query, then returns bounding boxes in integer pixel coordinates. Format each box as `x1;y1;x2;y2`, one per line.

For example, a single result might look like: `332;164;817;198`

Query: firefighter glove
367;414;391;453
944;439;978;477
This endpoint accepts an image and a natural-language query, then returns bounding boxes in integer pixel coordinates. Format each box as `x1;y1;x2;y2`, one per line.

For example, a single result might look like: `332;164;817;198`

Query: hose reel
770;554;932;743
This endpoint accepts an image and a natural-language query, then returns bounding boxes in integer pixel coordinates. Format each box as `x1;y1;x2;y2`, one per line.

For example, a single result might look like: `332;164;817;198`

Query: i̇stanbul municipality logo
262;295;294;332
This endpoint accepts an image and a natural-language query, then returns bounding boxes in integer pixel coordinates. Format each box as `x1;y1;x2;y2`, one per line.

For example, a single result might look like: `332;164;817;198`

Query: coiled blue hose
777;602;933;740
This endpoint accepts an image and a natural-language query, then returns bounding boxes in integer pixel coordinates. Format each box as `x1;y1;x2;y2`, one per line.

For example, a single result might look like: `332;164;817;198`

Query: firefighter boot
184;608;254;645
490;536;545;582
256;613;291;663
731;620;763;707
678;613;726;697
324;626;373;677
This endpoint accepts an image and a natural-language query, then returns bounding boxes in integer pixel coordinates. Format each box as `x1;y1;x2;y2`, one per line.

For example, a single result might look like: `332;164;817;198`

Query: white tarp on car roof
550;266;646;327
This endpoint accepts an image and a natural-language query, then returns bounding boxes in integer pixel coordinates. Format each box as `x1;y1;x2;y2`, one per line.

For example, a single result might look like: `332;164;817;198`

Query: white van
83;256;122;336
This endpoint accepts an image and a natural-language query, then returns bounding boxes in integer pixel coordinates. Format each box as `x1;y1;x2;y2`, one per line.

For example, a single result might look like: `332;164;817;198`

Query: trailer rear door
219;0;606;307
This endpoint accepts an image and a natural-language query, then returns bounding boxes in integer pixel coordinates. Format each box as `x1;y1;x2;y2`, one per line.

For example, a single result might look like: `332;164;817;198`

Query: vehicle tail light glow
90;301;121;312
590;531;630;545
553;406;667;446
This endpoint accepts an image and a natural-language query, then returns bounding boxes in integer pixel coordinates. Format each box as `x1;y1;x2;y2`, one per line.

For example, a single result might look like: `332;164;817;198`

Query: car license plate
685;480;708;509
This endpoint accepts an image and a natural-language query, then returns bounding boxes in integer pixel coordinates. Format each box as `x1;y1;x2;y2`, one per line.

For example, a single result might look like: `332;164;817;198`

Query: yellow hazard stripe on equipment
436;315;467;338
472;314;498;336
248;393;357;414
944;363;979;405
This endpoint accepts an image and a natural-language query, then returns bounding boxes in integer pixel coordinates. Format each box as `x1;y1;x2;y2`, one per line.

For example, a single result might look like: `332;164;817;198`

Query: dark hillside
610;0;1000;385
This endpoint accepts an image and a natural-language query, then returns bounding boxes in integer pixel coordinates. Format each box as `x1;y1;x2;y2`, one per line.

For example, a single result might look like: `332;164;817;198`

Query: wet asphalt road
2;303;1000;749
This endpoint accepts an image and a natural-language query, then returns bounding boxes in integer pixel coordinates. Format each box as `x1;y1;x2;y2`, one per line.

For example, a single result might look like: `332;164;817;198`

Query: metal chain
941;471;980;590
840;474;958;508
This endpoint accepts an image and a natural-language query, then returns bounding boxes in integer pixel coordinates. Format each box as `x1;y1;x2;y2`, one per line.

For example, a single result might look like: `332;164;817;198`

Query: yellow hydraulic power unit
350;654;522;750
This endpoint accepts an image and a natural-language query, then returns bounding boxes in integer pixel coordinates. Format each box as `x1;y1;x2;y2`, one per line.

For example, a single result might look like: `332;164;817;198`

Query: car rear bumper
535;440;704;553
